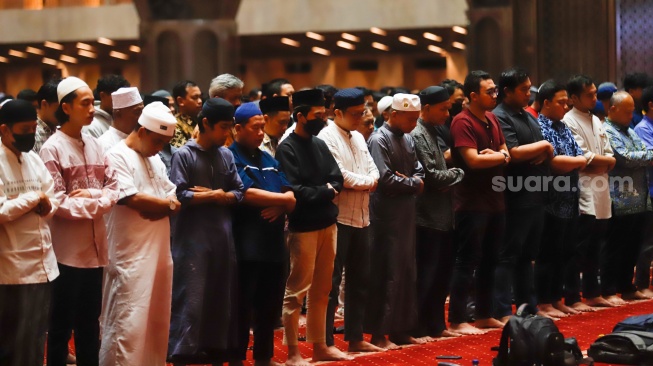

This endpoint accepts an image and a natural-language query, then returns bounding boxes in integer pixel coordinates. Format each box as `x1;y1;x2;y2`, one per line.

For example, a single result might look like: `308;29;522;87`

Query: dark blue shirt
229;141;290;262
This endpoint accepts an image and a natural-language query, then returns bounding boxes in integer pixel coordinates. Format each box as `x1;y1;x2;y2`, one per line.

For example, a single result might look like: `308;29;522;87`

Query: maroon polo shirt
450;108;506;213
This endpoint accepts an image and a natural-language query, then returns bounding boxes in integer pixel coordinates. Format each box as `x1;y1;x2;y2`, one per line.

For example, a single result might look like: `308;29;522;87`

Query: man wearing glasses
448;70;510;335
317;88;382;354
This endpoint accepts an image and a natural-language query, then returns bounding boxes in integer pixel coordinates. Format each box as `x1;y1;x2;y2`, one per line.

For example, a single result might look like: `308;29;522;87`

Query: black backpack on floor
493;304;566;366
588;330;653;365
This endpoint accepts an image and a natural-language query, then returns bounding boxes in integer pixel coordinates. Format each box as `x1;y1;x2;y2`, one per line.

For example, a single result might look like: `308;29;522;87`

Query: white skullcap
392;93;421;112
57;76;89;103
138;101;176;137
377;95;393;113
111;87;142;109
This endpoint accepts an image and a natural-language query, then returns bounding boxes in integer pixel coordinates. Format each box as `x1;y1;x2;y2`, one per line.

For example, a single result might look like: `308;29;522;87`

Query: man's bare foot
415;336;436;343
476;318;505;329
254;361;282;366
434;329;463;338
553;301;580;315
449;322;486;335
622;290;652;300
570;302;595;312
585;296;615;308
389;334;427;345
312;344;354;362
604;295;627;306
285;346;310;366
641;288;653;298
370;335;402;350
498;315;511;324
348;340;386;353
538;304;568;318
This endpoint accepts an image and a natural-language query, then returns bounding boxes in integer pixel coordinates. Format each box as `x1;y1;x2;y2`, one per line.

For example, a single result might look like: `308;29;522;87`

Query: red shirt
450;108;506;213
525;106;538;118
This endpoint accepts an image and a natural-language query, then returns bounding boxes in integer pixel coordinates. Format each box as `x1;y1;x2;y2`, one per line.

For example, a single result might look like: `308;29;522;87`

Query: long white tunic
100;141;176;366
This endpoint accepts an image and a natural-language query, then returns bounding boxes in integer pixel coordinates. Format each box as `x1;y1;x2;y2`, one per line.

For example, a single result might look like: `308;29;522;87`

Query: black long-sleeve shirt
276;132;344;232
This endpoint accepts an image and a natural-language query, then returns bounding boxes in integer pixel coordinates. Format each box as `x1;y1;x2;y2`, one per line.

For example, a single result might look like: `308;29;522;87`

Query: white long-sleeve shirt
563;107;614;219
0;144;60;284
318;122;379;228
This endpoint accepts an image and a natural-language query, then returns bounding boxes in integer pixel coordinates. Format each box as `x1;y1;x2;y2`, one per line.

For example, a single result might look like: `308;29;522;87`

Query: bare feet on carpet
641;288;653;298
285;346;310;366
498;315;511;324
537;310;560;320
622;290;653;300
570;301;596;312
415;336;436;343
370;335;402;350
476;317;505;329
348;340;386;353
554;300;580;315
449;322;486;335
604;295;627;306
389;334;427;345
585;296;616;308
435;329;463;338
538;304;568;319
313;344;354;362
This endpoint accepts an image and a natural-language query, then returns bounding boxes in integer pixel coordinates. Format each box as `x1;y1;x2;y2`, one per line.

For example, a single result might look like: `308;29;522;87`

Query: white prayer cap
377;95;393;113
57;76;89;103
138;101;176;137
111;87;142;109
392;93;421;112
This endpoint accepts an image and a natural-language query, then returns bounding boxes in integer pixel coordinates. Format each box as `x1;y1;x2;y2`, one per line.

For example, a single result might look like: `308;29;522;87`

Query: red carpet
158;299;653;365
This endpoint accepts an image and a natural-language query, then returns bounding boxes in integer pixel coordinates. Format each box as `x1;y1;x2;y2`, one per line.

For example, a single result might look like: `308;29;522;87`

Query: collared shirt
0;144;60;284
170;113;197;148
411;119;464;231
39;130;119;268
604;119;653;216
538;114;583;219
494;103;548;208
318;122;379;228
563;107;614;219
230;141;290;262
634;115;653;196
83;108;112;138
260;132;279;157
97;126;129;155
33;117;55;153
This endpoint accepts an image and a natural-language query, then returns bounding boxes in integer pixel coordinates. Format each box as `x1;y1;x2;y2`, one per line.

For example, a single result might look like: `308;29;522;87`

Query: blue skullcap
234;102;263;125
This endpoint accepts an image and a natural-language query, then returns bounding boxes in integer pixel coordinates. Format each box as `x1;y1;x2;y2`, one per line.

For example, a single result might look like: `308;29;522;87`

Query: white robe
100;141;176;366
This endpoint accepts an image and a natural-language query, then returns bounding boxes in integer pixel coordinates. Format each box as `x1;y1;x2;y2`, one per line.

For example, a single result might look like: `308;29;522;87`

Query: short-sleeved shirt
229;141;290;262
634;115;653;197
450;108;506;213
494;103;548;209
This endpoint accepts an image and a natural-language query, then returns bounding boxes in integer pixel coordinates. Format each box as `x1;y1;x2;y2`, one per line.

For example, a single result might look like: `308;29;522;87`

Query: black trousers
326;224;370;346
602;212;646;296
535;213;578;304
448;212;505;324
414;226;454;337
635;211;653;290
494;207;544;318
564;215;607;305
0;282;51;366
47;264;103;366
235;261;285;361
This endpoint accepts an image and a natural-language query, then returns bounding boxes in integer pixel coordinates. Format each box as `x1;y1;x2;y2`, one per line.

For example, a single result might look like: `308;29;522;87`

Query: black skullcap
144;95;169;107
260;96;290;114
202;97;234;122
292;89;325;108
0;99;37;124
333;88;365;111
419;86;450;106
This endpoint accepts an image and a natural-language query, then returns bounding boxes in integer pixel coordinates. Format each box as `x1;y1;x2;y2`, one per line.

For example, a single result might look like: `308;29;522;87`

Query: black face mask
304;118;325;136
450;102;464;118
13;133;36;152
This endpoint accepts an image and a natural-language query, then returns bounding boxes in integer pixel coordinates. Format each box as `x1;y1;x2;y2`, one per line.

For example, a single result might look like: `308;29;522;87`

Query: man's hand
500;149;511;165
261;206;286;222
414;177;425;194
69;189;92;198
32;191;52;216
327;183;338;197
370;180;378;192
283;191;296;213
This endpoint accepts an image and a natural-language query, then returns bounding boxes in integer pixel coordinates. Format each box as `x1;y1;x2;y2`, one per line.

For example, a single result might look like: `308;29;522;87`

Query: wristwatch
501;151;509;162
169;198;177;211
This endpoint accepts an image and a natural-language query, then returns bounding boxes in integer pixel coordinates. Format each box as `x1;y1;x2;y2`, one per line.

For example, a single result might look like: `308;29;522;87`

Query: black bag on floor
492;304;566;366
588;330;653;365
613;313;653;333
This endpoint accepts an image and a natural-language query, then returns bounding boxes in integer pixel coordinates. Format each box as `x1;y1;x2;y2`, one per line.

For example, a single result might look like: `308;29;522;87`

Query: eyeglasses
484;87;499;97
346;110;366;119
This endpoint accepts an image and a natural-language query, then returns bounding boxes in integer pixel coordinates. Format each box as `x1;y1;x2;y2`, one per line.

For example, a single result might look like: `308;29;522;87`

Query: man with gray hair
209;73;244;108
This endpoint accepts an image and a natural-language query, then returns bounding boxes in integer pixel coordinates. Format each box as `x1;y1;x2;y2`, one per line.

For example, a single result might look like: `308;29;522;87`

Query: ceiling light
372;42;389;51
305;32;325;41
59;55;78;64
336;41;355;50
398;36;417;45
281;37;300;47
8;50;27;58
453;41;466;50
44;41;64;50
423;32;442;42
76;42;94;51
341;33;360;42
42;57;57;65
452;26;468;35
0;56;9;63
129;45;141;53
97;37;115;46
370;27;387;36
78;50;97;58
311;47;330;56
428;45;443;54
109;51;129;60
26;47;44;55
